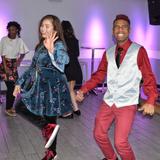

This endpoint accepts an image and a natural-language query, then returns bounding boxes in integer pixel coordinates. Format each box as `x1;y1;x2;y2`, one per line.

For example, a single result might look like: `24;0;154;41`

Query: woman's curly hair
7;21;21;37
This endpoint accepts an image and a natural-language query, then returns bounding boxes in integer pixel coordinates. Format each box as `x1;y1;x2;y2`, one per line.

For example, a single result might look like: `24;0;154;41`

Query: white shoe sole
5;110;16;117
53;155;58;160
45;125;60;149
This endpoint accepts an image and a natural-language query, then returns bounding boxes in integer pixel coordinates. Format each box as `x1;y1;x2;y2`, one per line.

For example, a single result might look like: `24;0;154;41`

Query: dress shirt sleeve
80;51;107;94
48;52;63;72
137;47;158;105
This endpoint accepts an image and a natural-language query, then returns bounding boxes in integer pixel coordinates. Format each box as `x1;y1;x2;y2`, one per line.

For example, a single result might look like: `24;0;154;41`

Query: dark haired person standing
61;20;82;117
76;14;158;160
0;21;29;117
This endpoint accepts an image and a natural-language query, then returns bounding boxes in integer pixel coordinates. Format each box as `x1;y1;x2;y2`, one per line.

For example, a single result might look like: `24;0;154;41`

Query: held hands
138;103;155;116
75;90;85;102
43;31;58;53
13;85;21;97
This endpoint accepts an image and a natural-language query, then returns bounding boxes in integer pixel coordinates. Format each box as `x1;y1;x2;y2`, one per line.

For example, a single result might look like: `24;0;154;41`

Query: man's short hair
113;14;130;25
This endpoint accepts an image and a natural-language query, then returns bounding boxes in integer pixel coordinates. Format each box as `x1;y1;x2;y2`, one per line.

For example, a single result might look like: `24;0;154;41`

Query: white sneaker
53;154;58;160
45;124;60;149
5;110;16;117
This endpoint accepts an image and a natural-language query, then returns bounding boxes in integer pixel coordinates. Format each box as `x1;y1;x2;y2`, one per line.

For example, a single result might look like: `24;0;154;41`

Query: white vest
103;43;142;107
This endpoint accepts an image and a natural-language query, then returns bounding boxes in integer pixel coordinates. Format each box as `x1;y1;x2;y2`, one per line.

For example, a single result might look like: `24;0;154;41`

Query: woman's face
40;19;56;39
8;26;18;39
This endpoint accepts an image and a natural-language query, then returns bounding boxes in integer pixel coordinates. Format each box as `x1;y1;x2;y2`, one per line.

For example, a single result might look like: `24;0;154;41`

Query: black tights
5;81;15;110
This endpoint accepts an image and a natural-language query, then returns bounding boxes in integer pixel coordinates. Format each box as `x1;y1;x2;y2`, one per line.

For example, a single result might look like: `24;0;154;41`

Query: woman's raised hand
43;31;58;53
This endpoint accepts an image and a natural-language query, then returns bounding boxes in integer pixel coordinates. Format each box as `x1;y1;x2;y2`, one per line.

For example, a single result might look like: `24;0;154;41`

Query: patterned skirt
0;58;18;82
20;66;73;117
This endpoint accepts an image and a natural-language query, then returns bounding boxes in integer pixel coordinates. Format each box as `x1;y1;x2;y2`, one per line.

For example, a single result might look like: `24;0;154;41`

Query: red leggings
94;101;136;160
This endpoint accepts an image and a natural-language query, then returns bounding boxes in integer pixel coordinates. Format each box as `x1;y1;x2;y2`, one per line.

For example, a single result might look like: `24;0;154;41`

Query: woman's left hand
13;85;21;97
43;32;58;53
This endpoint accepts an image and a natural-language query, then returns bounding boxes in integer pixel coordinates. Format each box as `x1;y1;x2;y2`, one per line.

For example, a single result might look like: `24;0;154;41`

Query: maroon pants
94;101;136;160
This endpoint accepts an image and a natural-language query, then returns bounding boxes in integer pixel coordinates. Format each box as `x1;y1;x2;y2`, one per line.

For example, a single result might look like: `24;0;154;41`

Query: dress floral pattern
0;59;18;81
16;41;72;116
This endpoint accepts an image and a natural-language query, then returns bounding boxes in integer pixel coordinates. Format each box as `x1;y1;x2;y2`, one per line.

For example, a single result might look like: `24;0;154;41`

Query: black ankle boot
59;113;73;119
73;110;81;116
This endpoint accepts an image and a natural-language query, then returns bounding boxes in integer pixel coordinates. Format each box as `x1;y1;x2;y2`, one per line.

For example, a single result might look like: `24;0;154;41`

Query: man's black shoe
59;113;73;119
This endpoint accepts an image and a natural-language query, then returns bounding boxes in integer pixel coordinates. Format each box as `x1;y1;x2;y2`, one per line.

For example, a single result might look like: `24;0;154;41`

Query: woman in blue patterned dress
13;15;72;160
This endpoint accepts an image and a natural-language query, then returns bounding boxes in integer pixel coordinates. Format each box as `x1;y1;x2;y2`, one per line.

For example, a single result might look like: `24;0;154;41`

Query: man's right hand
76;90;85;102
13;85;21;97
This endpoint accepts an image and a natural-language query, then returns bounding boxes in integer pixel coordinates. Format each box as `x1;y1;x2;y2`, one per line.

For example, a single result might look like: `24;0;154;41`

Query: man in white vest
76;14;158;160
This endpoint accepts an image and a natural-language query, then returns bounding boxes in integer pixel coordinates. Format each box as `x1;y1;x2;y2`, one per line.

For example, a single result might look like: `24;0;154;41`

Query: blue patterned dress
16;41;73;116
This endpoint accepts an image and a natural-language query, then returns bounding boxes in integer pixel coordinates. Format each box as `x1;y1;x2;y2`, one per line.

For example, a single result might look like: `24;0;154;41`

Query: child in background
0;21;29;117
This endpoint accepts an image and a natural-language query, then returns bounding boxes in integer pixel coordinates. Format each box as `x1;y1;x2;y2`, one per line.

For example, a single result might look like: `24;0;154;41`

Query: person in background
0;21;29;117
61;20;83;118
13;15;72;160
76;14;158;160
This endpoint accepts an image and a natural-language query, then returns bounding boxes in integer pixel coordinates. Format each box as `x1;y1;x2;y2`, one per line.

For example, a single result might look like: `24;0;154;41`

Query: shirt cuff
80;87;89;94
146;96;157;105
48;52;63;72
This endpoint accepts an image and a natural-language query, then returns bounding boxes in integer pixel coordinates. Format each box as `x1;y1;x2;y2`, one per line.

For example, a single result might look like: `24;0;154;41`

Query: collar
116;39;132;52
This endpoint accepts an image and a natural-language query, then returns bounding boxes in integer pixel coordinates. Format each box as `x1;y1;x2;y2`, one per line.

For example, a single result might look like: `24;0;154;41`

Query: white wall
1;0;160;52
1;0;160;90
